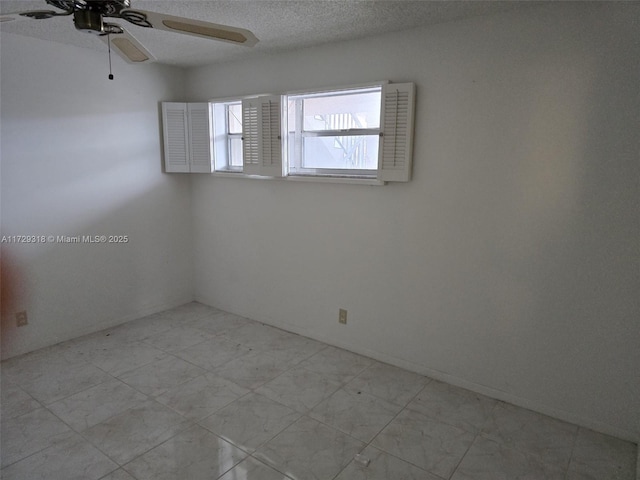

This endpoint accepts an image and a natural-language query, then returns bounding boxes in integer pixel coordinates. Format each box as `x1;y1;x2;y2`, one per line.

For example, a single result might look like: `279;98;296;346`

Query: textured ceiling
0;1;541;67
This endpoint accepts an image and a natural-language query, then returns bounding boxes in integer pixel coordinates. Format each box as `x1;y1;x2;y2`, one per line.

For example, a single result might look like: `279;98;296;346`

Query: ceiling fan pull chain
107;32;114;80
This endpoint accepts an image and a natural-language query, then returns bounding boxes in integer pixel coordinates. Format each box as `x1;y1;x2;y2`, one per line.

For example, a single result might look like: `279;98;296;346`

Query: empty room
1;1;638;479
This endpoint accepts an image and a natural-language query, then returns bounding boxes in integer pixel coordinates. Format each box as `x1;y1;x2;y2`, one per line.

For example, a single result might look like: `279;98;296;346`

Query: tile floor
1;302;637;480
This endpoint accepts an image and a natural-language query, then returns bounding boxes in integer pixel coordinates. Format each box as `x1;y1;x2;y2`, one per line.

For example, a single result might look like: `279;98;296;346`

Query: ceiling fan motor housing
73;9;104;33
70;0;131;33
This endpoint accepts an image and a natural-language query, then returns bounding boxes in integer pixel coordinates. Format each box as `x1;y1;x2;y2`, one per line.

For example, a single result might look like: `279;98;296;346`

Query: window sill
210;171;385;186
286;175;385;186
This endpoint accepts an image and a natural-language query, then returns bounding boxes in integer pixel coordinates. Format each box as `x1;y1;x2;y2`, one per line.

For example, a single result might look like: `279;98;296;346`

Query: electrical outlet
16;311;28;327
339;309;347;324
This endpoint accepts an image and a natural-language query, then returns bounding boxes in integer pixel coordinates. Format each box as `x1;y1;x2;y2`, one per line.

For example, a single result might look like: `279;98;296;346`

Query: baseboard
195;296;639;444
287;323;638;443
1;294;194;360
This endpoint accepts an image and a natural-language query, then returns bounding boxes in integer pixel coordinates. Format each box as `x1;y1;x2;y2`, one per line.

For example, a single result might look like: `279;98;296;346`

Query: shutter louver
259;96;283;177
162;103;190;173
188;103;213;173
242;98;260;175
378;83;415;182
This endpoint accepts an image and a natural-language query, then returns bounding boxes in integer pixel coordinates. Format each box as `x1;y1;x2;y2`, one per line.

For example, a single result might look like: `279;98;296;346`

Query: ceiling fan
0;0;259;65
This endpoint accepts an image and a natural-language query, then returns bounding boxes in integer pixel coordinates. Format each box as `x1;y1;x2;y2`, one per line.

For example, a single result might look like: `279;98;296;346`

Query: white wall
0;33;193;359
187;4;640;441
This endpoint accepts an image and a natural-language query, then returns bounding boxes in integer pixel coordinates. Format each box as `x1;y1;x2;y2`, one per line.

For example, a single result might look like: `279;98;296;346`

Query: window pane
302;90;381;131
229;137;243;167
302;135;378;170
228;103;242;134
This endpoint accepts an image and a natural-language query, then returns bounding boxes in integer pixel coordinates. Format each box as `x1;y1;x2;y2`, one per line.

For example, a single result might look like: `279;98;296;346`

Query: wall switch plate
339;308;347;324
16;311;28;327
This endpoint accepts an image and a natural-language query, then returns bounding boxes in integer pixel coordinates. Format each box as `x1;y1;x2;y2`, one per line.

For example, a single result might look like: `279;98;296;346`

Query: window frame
212;98;244;173
225;101;243;171
286;83;385;179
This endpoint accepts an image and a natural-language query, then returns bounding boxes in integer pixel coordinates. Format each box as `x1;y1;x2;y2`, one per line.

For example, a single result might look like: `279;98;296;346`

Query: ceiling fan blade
124;9;258;47
0;12;23;23
0;10;56;23
100;28;155;64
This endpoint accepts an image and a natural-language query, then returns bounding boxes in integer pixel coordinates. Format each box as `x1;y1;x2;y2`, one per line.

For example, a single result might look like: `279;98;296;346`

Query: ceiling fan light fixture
161;20;248;44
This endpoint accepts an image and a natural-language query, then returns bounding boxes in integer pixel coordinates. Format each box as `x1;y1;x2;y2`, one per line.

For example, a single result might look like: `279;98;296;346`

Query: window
212;100;243;172
212;96;283;177
162;81;415;182
287;86;382;177
227;103;243;168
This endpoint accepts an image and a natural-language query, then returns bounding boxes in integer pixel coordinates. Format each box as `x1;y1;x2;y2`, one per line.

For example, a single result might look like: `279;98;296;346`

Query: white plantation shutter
242;95;283;177
242;98;260;174
258;95;283;177
187;103;213;173
378;83;415;182
162;103;189;173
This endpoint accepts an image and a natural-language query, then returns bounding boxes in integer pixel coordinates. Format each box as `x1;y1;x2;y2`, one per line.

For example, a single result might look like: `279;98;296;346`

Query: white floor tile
255;416;365;480
183;311;251;336
451;436;566;480
309;387;402;442
1;302;635;480
371;408;475;479
123;424;246;480
1;408;72;468
116;355;205;397
407;379;497;433
48;378;148;431
99;469;137;480
567;428;637;480
81;400;191;465
199;393;301;452
298;346;373;384
335;445;441;480
346;361;430;407
155;373;249;420
142;326;213;353
218;456;293;480
84;342;168;377
0;380;41;420
212;351;290;389
255;365;342;413
1;432;118;480
480;401;578;469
